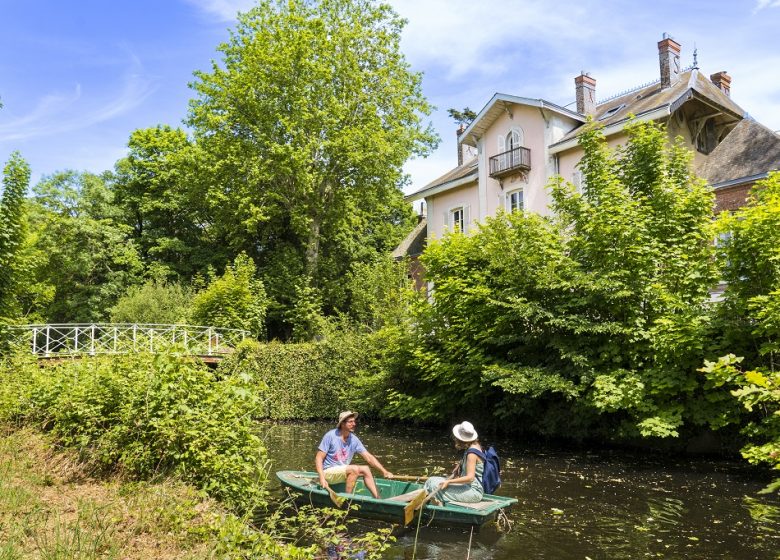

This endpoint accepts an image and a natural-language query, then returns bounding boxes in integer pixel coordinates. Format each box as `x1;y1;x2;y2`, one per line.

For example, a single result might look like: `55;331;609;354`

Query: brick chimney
456;125;465;166
658;33;681;89
710;71;732;96
575;72;597;115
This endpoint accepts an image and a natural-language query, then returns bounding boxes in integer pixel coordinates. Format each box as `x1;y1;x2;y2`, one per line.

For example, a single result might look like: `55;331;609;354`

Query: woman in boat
424;421;484;504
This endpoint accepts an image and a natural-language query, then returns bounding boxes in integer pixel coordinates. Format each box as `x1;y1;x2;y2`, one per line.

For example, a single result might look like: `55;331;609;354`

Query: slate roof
553;69;745;147
405;156;478;200
392;217;427;259
696;118;780;186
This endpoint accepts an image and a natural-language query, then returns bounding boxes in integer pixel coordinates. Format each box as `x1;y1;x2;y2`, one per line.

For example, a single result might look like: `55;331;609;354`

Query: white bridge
6;323;249;359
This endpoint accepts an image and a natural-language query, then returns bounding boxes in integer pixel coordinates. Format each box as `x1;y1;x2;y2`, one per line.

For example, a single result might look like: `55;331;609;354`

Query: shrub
110;280;192;324
191;253;267;337
219;331;388;420
0;351;268;511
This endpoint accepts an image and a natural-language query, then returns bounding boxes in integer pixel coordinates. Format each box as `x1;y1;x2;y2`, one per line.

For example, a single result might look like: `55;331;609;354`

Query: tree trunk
305;215;321;276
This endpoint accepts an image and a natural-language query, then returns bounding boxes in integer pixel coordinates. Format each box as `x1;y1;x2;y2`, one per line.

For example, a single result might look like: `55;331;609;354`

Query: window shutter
463;206;471;231
497;134;505;153
443;211;450;231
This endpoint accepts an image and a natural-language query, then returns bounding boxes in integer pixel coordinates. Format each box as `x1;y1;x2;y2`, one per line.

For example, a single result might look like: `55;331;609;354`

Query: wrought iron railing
489;146;531;179
6;323;249;357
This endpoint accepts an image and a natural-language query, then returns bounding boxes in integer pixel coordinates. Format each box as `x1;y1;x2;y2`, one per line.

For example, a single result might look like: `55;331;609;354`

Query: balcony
489;146;531;179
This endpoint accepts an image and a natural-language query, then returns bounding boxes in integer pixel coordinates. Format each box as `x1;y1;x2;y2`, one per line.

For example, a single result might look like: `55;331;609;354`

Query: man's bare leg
344;466;360;493
358;465;381;499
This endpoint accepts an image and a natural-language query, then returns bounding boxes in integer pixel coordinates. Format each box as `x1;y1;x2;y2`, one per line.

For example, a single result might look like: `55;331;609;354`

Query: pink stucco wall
558;132;628;191
426;180;479;239
481;106;553;217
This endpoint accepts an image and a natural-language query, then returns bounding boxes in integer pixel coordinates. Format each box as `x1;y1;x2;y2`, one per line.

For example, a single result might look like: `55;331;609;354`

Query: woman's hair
453;437;480;450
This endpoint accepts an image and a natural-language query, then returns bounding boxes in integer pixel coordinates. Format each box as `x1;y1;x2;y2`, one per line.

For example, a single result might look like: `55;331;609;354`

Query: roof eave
405;172;478;202
549;105;672;154
460;93;586;147
711;172;769;190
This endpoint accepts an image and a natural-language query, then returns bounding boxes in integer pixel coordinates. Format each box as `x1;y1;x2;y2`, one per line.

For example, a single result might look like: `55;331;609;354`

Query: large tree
187;0;436;332
28;171;143;322
112;126;216;278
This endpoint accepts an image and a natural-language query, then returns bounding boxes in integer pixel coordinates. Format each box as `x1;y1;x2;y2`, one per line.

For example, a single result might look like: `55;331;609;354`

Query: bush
191;253;267;337
219;331;388;420
110;280;192;324
0;351;268;512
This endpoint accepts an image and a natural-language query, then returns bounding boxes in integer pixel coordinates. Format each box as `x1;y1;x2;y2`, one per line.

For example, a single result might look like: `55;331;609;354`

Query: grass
0;428;227;559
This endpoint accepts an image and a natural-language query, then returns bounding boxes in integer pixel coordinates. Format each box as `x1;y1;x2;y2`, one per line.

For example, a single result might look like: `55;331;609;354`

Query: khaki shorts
323;465;348;484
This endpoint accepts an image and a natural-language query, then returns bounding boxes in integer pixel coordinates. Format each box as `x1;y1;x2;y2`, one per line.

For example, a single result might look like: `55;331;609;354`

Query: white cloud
0;56;156;142
755;0;780;10
183;0;255;21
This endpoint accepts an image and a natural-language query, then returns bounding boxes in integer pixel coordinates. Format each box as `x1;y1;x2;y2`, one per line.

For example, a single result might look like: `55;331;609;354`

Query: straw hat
337;411;358;428
452;421;478;442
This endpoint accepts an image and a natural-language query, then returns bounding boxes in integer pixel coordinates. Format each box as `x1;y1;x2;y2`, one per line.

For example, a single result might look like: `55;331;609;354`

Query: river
262;421;780;559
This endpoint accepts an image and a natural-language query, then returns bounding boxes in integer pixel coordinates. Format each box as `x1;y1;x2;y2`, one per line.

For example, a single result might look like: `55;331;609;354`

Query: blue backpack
466;446;502;494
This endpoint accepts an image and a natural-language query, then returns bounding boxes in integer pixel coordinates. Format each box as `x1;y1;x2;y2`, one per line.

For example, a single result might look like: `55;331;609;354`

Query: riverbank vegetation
0;353;394;558
0;5;778;548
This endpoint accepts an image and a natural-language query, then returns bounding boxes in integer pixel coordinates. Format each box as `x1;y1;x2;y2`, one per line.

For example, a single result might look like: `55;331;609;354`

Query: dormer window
598;103;626;121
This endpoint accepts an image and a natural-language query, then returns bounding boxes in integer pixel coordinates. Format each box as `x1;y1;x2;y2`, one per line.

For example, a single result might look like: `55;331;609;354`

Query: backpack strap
465;448;486;461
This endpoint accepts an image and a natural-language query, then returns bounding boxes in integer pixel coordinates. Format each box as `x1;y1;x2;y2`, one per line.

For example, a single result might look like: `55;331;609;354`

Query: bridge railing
6;323;250;357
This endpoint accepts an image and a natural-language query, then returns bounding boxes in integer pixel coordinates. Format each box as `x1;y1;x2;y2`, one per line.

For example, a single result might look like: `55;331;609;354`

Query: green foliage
385;120;718;439
344;255;414;331
112;126;217;278
190;253;267;337
287;281;326;342
0;351;268;511
700;354;780;493
447;107;477;126
0;152;30;322
219;331;386;420
110;279;192;324
187;0;435;334
26;171;144;322
715;172;780;366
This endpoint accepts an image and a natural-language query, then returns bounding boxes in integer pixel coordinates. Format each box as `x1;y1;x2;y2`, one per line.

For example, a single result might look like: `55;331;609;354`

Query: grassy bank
0;352;394;559
0;428;240;559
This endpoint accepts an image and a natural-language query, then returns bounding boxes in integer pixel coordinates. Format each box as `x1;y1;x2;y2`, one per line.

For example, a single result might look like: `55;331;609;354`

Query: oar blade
403;489;428;525
327;487;345;507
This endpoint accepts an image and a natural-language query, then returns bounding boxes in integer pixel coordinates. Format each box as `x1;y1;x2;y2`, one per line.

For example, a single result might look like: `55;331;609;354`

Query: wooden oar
403;489;428;525
391;475;429;482
402;475;455;525
324;485;345;507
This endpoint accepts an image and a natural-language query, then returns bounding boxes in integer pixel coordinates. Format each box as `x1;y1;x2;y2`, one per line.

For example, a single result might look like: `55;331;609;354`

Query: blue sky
2;0;779;196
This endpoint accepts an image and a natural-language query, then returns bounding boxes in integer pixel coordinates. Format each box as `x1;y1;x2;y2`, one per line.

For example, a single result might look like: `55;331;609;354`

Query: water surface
262;421;780;559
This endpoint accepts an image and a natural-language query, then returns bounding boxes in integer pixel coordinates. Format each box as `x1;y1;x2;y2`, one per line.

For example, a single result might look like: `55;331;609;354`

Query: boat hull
276;470;517;527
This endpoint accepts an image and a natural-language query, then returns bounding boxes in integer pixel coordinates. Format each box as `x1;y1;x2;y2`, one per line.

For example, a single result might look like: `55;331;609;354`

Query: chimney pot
575;72;597;115
710;71;732;96
658;34;682;89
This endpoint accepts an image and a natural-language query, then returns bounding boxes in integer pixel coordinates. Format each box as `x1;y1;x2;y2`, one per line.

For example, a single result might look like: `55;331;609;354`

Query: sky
2;0;780;197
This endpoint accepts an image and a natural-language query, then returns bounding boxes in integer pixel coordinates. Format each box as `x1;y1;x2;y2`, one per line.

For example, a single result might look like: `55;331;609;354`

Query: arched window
497;127;524;154
506;128;523;151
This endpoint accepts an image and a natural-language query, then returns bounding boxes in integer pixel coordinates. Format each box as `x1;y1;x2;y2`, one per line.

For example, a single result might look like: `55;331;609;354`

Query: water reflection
261;421;780;559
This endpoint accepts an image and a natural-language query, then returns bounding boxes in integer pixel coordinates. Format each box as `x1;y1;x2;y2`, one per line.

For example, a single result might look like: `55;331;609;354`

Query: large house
395;35;780;286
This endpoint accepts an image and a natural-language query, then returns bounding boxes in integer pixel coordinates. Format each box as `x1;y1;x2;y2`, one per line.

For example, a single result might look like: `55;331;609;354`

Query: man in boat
315;411;393;499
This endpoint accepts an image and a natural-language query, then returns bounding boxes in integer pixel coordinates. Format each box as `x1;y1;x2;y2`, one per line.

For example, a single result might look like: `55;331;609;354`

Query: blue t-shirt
318;429;366;469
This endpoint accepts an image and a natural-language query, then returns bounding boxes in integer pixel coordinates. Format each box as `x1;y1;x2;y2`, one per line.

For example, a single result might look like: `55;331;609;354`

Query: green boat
276;470;518;527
